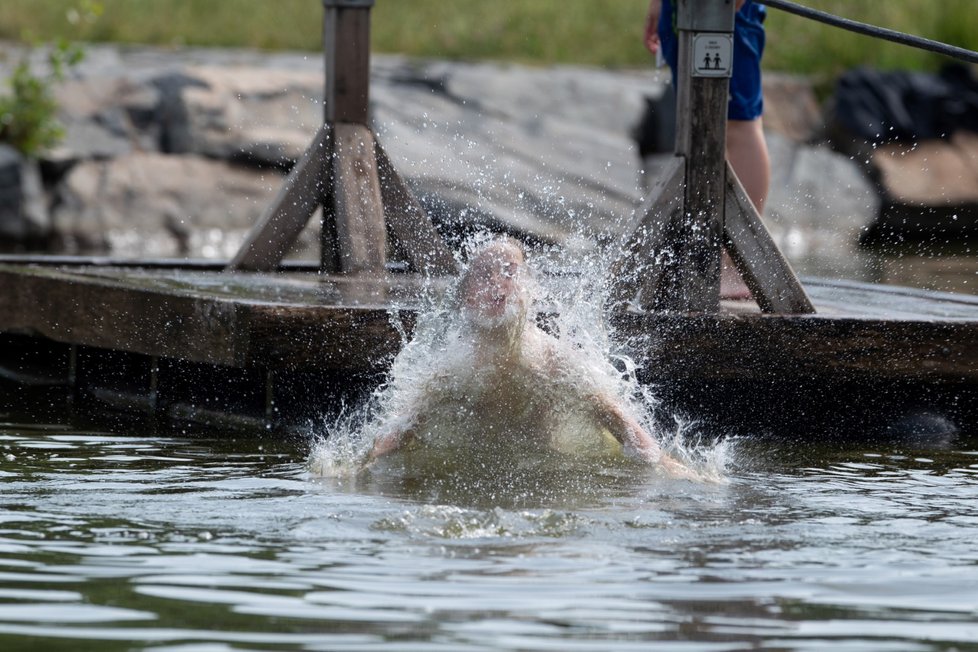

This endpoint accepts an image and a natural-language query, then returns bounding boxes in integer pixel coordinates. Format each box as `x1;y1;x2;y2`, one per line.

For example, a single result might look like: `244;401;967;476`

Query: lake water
2;385;978;651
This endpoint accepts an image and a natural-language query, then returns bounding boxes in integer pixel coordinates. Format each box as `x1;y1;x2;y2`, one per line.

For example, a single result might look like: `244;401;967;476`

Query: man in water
366;238;691;477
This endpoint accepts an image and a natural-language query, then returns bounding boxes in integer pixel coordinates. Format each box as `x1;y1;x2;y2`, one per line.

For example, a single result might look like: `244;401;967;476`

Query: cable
754;0;978;65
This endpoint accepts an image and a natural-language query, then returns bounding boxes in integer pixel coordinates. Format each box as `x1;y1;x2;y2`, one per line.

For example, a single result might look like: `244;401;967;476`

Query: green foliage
0;16;89;156
0;60;63;157
764;0;978;78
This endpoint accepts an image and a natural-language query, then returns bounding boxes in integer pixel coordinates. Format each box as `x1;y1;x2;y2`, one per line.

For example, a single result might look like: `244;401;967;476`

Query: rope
754;0;978;65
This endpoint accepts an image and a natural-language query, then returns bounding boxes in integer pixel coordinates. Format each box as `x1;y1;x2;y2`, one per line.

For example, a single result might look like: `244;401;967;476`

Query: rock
0;145;50;243
766;133;879;235
163;66;323;167
762;74;824;142
371;58;658;248
764;133;879;267
862;131;978;243
871;132;978;206
0;42;896;262
422;60;661;138
47;77;154;164
50;152;290;257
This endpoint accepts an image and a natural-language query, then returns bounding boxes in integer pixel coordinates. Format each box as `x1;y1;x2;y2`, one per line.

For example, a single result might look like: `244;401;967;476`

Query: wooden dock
2;257;977;436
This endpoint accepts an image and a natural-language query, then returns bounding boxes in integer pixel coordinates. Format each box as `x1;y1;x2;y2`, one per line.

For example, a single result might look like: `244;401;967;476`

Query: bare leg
721;117;770;299
725;117;770;213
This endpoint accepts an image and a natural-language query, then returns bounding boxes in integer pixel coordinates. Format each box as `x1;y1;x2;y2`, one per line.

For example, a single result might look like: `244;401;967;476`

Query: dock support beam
229;0;457;277
610;0;813;314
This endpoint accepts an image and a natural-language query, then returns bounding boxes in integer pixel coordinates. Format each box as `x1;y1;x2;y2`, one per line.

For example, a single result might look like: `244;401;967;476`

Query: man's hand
365;424;416;464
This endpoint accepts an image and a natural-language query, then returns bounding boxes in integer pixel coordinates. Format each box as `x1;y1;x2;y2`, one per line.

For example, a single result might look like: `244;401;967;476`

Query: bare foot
720;251;752;300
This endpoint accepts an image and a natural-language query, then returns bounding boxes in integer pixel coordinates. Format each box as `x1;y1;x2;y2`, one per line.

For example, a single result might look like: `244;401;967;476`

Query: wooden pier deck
2;257;977;436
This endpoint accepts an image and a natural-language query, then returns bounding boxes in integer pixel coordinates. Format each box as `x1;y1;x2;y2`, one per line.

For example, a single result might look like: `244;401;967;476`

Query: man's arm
367;427;413;461
588;392;695;478
589;392;661;459
365;419;421;464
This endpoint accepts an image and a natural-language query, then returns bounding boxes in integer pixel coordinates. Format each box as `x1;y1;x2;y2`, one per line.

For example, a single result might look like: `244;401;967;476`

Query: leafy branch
0;2;100;157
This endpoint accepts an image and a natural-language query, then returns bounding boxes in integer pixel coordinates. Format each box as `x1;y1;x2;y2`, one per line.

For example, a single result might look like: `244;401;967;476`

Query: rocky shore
0;42;880;262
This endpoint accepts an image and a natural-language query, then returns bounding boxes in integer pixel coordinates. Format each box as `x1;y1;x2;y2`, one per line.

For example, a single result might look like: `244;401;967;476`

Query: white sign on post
691;33;733;78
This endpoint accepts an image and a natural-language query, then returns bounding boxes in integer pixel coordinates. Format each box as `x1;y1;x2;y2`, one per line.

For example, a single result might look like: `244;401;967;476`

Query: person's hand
736;0;747;10
644;0;662;54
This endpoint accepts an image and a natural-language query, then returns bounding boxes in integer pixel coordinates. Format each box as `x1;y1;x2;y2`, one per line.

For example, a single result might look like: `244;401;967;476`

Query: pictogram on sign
692;33;733;78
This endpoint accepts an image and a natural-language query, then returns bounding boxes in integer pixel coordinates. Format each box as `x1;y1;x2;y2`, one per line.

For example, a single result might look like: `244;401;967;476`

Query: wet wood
607;156;685;309
1;263;978;385
228;126;331;272
231;1;436;275
374;142;458;276
0;265;247;368
331;123;388;274
0;264;409;371
678;0;736;32
612;0;814;315
323;3;372;124
724;163;815;314
618;311;978;384
666;30;728;312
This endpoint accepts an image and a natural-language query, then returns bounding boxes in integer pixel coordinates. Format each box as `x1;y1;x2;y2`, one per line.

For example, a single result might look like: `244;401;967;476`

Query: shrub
0;37;86;157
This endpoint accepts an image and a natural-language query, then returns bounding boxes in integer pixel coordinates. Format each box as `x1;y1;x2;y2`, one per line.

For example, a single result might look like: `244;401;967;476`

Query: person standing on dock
644;0;771;213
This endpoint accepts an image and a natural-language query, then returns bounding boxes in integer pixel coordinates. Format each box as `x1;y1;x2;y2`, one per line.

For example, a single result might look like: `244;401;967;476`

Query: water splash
307;235;732;492
371;504;587;539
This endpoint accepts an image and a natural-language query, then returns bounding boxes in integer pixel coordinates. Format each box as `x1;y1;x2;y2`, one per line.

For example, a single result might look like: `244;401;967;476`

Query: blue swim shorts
657;0;766;120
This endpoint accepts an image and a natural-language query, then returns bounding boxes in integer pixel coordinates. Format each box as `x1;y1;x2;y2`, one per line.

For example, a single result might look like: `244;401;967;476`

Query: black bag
833;63;978;143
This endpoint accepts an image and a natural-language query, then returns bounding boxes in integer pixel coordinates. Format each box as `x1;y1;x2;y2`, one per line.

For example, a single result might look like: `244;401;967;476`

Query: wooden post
654;0;735;312
227;0;457;277
331;123;387;274
228;126;331;272
323;0;374;124
609;0;813;314
322;0;386;274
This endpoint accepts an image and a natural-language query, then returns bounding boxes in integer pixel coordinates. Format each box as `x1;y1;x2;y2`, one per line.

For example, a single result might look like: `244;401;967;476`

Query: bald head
459;239;529;331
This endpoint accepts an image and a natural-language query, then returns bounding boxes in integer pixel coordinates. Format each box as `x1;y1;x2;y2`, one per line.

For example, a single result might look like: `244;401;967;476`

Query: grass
763;0;978;78
0;0;975;76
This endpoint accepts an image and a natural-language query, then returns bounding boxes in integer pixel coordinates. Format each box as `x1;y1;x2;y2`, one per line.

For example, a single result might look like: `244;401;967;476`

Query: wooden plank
5;256;976;317
330;123;388;274
805;283;978;320
0;255;321;272
660;29;728;312
677;0;736;32
55;262;978;321
374;142;458;275
804;278;978;314
0;264;413;372
616;311;978;384
227;125;331;272
0;265;250;368
323;5;372;124
1;263;978;382
607;156;685;310
42;266;446;312
724;163;815;314
320;180;340;273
